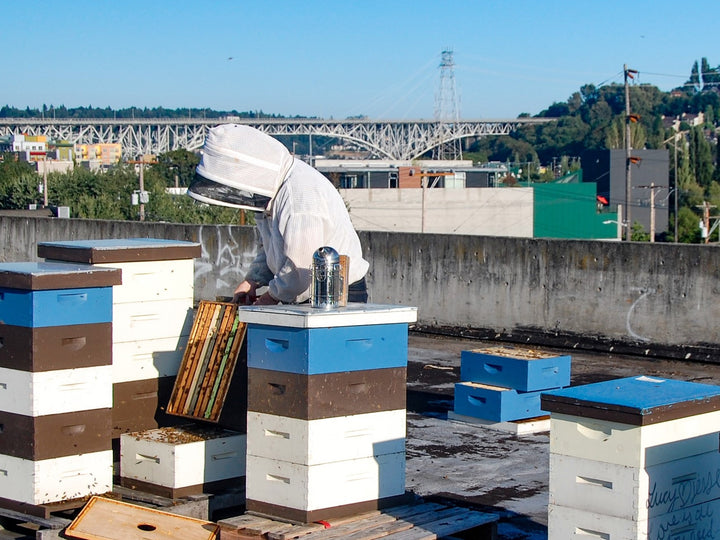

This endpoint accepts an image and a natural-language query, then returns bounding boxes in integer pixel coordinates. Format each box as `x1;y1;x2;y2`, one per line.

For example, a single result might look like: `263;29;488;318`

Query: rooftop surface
403;332;720;540
1;331;718;539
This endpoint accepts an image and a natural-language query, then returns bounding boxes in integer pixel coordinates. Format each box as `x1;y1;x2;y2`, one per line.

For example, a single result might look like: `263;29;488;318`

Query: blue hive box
0;262;120;328
238;304;418;375
461;346;571;392
247;323;408;375
454;381;549;422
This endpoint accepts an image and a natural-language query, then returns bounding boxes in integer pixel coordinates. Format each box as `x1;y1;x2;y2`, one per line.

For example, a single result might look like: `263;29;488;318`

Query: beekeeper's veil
189;124;294;211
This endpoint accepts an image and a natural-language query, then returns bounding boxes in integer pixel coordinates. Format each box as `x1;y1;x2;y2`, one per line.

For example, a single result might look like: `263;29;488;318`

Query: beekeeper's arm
264;211;326;304
232;235;275;305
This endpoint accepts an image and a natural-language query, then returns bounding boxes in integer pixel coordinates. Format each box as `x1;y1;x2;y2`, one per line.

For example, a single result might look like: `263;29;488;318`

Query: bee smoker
311;246;348;309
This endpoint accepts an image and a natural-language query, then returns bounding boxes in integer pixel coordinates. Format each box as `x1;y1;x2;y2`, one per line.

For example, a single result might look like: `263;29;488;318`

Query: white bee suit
191;124;368;304
250;159;369;303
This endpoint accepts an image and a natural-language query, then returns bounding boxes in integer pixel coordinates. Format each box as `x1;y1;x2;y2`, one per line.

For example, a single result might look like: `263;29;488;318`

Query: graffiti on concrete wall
194;225;258;301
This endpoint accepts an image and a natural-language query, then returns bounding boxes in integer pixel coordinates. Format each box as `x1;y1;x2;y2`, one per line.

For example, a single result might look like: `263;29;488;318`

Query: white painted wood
549;412;720;467
548;501;720;540
112;335;189;383
112;298;194;343
0;450;113;505
245;452;405;511
97;260;194;304
549;451;720;521
246;410;406;465
120;428;246;488
0;366;112;416
236;303;417;328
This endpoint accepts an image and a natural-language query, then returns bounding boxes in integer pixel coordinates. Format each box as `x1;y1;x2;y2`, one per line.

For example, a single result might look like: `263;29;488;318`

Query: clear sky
2;0;717;120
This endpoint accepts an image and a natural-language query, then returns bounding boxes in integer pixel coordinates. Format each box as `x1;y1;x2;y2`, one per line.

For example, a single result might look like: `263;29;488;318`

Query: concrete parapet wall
339;187;534;237
2;216;718;362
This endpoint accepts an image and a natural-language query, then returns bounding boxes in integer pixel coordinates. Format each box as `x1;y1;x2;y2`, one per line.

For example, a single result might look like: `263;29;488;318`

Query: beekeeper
189;124;369;305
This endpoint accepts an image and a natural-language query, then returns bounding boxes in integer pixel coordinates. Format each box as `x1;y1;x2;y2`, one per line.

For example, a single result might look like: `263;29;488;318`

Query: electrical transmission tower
433;49;463;160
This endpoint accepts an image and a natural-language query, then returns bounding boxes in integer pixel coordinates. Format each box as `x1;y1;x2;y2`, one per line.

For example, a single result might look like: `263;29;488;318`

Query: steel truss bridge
0;117;552;161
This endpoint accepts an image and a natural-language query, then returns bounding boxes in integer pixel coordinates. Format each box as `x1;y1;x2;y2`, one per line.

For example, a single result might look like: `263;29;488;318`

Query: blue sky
2;1;717;119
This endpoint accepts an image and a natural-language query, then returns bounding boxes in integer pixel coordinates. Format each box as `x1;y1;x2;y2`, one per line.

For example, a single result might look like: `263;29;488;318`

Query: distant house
662;112;706;132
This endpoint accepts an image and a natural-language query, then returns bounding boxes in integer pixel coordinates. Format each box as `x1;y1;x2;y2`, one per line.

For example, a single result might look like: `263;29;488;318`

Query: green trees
0;157;39;208
0;152;245;225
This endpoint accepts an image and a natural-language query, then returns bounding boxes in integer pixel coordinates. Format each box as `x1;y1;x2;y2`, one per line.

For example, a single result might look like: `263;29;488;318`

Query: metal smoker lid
313;246;340;265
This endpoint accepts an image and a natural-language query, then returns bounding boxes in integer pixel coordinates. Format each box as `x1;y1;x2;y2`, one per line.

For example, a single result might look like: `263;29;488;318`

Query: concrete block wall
1;216;718;362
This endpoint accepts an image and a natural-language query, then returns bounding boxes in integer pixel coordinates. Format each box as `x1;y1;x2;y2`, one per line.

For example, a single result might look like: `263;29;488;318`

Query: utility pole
637;183;666;242
696;201;718;244
673;133;678;242
138;163;145;221
42;154;48;207
624;64;639;241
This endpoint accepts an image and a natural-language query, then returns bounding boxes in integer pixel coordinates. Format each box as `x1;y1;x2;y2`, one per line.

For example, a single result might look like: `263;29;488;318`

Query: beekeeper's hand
232;280;258;305
254;291;280;306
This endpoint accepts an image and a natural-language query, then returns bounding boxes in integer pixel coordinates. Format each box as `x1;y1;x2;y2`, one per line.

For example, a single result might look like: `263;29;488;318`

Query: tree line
0;149;247;225
0;105;293;120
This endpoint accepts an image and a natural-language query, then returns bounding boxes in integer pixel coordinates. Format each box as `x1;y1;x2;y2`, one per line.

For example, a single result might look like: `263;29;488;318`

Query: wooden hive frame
167;301;246;422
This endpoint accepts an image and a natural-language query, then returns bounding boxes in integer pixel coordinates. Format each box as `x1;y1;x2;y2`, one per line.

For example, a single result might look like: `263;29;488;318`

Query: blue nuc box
454;382;547;422
460;346;571;392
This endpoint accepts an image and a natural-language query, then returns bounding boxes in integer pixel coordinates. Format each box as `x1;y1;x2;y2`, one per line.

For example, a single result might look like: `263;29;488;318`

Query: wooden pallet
217;501;498;540
167;301;246;422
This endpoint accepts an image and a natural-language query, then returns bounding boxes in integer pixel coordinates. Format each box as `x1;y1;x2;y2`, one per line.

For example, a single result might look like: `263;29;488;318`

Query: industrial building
316;159;622;240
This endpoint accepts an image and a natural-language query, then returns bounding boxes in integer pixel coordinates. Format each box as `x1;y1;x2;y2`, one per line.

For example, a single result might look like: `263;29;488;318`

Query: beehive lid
38;238;201;263
0;262;121;290
541;375;720;425
236;303;418;328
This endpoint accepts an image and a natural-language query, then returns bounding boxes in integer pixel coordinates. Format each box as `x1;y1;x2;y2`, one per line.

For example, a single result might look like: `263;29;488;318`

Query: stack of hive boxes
452;346;570;424
236;303;418;523
37;238;200;440
542;375;720;539
0;262;120;510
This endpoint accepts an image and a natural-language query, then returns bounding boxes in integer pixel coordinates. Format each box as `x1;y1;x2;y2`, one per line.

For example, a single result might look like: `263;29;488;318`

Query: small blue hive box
461;346;571;392
454;381;547;422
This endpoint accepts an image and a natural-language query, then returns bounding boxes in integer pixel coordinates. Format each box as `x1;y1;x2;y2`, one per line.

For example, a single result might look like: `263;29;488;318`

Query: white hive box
120;426;246;497
0;365;112;416
246;410;406;466
549;411;720;468
112;298;194;344
96;259;195;304
245;452;406;513
548;499;720;540
549;450;720;522
0;450;112;505
543;376;720;468
112;335;189;384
